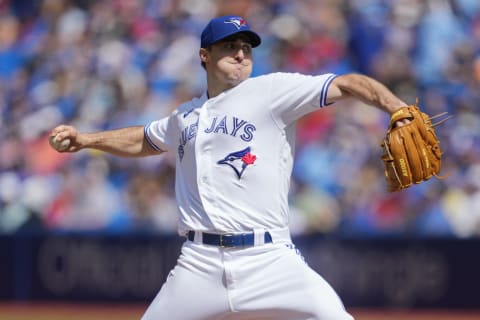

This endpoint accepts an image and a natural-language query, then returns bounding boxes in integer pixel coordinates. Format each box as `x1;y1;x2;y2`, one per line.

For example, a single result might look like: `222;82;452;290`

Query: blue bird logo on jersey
217;147;257;179
224;17;247;30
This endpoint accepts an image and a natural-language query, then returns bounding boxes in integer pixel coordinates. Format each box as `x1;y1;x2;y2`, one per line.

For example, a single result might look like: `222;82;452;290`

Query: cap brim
239;30;261;48
205;30;261;48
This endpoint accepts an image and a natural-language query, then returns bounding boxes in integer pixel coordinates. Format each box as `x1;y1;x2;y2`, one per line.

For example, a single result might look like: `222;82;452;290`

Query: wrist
388;102;408;115
78;132;97;149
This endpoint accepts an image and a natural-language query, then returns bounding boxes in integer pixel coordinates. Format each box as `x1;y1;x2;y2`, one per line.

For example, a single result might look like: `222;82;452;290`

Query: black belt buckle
219;234;236;247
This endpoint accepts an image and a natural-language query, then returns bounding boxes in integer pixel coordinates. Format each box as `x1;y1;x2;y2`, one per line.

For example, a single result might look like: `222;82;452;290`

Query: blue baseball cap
201;15;261;48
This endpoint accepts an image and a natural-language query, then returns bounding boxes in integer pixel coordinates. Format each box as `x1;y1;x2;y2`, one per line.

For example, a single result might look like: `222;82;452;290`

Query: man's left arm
326;73;408;115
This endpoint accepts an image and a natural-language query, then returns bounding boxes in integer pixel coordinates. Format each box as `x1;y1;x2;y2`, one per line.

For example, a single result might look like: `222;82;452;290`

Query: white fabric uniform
142;72;353;320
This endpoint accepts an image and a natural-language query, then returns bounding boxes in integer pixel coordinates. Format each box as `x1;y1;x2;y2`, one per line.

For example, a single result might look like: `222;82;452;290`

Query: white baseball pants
141;240;354;320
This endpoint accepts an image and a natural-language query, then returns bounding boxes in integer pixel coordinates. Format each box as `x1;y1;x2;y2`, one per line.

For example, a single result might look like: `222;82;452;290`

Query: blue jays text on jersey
178;115;257;160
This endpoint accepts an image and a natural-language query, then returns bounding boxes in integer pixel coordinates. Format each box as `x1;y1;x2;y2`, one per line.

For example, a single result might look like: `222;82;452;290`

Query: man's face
200;35;253;87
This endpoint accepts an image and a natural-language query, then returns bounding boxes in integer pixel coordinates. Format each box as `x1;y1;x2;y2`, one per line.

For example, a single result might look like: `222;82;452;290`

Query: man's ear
199;48;209;65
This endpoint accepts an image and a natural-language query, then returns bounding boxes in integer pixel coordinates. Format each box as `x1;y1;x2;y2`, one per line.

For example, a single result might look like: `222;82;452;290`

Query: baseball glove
381;100;451;192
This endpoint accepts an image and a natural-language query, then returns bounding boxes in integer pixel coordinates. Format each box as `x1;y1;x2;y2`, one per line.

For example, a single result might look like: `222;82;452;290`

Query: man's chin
234;78;250;87
227;76;247;86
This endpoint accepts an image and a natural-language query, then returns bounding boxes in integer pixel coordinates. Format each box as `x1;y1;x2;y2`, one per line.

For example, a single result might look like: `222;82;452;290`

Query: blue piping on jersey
320;74;337;107
144;124;164;152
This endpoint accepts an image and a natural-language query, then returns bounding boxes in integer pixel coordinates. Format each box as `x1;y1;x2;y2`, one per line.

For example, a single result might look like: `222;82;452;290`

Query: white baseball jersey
145;72;336;235
141;72;356;320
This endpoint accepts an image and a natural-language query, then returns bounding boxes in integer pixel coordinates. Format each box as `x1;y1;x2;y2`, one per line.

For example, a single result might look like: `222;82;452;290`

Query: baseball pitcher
50;15;441;320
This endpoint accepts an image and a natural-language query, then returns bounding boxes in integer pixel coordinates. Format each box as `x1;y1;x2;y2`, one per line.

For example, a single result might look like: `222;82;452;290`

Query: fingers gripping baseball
49;125;80;152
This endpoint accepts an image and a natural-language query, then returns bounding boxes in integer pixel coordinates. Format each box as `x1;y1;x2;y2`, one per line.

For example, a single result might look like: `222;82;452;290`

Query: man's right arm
49;125;163;157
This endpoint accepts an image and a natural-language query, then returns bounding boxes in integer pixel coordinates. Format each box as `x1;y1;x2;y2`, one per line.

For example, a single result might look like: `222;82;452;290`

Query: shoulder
247;72;296;82
171;95;206;117
249;72;336;83
238;72;296;89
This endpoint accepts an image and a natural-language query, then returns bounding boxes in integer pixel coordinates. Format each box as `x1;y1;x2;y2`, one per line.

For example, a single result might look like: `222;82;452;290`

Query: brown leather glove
381;101;450;192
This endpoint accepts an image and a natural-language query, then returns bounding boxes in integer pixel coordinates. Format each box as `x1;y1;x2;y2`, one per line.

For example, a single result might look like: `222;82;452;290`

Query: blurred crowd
0;0;479;237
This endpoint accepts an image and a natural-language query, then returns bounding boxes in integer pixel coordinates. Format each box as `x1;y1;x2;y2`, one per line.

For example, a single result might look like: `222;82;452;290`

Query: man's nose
235;48;244;61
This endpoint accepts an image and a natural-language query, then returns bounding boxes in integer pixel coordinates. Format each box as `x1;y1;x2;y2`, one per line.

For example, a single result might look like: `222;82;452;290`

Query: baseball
49;135;71;151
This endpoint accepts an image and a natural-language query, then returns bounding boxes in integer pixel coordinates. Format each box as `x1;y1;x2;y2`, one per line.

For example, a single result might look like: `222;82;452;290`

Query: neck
206;70;249;98
206;80;235;99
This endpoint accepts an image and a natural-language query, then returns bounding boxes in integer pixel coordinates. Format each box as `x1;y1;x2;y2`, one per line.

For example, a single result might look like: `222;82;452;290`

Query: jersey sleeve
268;72;337;127
144;115;175;152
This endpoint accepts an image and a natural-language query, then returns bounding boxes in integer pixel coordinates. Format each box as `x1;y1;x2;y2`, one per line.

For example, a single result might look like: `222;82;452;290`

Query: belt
187;231;273;248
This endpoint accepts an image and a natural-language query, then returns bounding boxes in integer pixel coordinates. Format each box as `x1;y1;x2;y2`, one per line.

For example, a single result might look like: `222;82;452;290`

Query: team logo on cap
217;147;256;179
224;17;247;30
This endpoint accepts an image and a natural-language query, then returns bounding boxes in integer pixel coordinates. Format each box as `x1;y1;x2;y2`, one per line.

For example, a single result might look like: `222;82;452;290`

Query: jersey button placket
197;106;212;187
195;104;219;222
